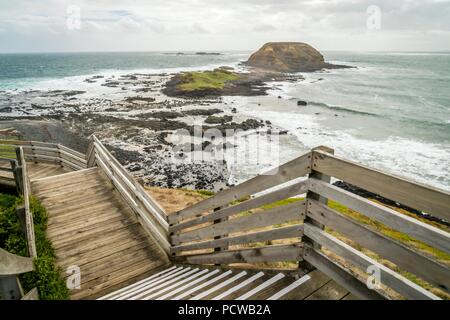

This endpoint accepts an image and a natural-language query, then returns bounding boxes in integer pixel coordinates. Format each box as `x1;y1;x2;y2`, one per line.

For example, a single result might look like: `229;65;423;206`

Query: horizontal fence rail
0;140;87;171
170;146;450;300
3;137;449;300
87;135;171;254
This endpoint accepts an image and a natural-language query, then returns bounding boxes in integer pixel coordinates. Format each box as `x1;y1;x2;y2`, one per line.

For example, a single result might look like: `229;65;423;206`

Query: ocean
0;51;449;191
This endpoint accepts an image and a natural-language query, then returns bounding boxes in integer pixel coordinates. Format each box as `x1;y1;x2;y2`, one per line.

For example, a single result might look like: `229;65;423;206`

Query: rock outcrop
245;42;351;72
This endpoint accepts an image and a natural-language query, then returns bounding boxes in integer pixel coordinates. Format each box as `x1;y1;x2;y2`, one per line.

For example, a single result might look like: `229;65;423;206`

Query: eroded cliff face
245;42;348;72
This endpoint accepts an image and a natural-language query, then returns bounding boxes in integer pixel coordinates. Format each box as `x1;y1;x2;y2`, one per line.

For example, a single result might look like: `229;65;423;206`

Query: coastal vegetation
178;69;240;92
0;193;69;300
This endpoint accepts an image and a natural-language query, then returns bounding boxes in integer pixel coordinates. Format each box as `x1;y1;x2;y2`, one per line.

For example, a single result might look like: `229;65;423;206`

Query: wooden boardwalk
28;164;170;300
26;162;351;300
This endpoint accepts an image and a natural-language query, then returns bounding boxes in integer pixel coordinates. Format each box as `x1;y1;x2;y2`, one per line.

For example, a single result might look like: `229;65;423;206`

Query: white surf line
156;269;220;300
144;269;210;300
266;274;311;300
213;272;265;300
115;267;190;300
129;268;200;300
171;270;233;300
235;273;285;300
189;271;248;300
97;266;177;300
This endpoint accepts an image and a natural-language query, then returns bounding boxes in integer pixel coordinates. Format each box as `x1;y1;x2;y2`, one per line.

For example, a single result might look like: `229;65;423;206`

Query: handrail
18;147;37;258
88;135;170;254
0;140;87;171
169;146;450;300
312;149;450;221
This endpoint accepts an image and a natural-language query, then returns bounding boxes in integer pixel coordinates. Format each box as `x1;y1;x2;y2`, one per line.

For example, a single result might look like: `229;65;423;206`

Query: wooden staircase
29;166;169;300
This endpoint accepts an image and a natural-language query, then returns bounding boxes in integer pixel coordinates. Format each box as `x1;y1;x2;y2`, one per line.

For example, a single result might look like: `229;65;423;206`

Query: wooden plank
31;167;97;184
92;137;167;222
21;287;39;300
57;144;85;159
111;267;187;300
179;243;304;265
94;149;168;232
70;258;165;300
171;225;303;254
305;279;348;300
98;266;178;300
301;146;333;270
212;272;265;300
169;180;309;233
235;273;285;300
20;148;37;258
156;269;221;300
303;245;386;300
308;178;450;254
189;271;248;300
0;248;34;275
307;199;450;293
170;152;312;224
313;150;450;221
304;223;440;300
127;268;201;300
172;201;305;244
267;274;311;300
143;269;210;300
95;154;170;254
171;270;233;300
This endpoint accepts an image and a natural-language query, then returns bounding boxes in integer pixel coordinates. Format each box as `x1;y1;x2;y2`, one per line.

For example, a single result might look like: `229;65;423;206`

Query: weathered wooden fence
2;137;449;300
0;147;39;299
86;135;171;254
0;140;87;171
168;146;450;300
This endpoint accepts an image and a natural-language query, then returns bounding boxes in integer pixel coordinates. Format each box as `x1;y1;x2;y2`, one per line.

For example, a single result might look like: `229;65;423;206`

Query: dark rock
183;108;223;116
205;115;233;124
245;42;353;72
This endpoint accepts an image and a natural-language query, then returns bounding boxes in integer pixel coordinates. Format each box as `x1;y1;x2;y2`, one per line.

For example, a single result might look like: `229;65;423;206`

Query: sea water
0;51;449;190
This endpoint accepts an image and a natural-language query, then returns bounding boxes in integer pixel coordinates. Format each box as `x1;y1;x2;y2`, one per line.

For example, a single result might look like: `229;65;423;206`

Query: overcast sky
1;0;449;53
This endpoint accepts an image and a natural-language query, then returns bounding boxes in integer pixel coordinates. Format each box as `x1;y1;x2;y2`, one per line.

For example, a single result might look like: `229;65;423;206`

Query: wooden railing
0;146;40;299
168;146;450;300
0;140;87;171
86;135;171;254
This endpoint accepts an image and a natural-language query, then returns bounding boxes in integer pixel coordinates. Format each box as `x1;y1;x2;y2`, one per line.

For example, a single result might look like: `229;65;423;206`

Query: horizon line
1;49;450;55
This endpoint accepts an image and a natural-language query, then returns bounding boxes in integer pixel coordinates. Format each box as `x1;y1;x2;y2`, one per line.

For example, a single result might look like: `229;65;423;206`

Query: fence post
11;160;23;195
212;205;228;266
299;145;334;272
86;138;97;168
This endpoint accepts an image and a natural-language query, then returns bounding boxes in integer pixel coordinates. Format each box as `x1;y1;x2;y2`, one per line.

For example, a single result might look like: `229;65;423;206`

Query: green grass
178;69;240;91
0;193;70;300
0;145;16;159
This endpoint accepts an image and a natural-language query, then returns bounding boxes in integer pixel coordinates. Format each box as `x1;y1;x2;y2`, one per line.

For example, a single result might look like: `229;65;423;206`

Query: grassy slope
0;193;70;300
146;187;450;299
178;69;240;91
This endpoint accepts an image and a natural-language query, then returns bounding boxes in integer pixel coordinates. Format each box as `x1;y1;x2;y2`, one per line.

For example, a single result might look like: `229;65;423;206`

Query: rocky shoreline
0;69;295;191
0;42;352;191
